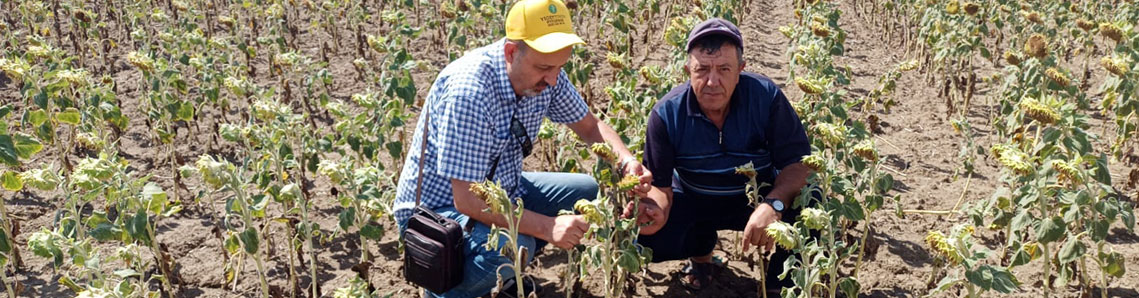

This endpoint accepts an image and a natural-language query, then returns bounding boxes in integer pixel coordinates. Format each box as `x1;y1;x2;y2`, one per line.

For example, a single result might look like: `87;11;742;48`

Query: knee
563;173;599;198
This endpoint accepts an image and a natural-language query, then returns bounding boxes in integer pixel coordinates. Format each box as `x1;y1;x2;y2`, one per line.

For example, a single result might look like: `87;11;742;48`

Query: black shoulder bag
403;108;464;294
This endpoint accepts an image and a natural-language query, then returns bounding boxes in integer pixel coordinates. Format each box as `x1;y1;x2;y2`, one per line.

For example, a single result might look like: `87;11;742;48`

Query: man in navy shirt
633;18;812;292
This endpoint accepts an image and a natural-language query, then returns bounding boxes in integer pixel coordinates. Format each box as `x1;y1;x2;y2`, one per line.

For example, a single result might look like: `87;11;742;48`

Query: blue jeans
399;172;599;298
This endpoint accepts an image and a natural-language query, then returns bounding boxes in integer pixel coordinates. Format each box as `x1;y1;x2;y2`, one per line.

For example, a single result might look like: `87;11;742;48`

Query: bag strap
414;106;431;207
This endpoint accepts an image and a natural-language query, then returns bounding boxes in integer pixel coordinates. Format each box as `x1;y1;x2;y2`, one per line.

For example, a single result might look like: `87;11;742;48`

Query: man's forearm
768;162;810;207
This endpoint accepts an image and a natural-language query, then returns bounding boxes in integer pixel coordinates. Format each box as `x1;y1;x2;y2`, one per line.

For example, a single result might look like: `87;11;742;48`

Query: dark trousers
638;191;810;288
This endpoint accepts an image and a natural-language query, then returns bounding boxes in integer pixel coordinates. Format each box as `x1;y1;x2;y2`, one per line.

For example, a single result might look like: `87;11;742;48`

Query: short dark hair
687;34;743;66
507;39;529;56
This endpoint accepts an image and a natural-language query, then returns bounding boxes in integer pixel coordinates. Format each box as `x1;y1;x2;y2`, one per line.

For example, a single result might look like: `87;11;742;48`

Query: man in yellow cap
392;0;655;297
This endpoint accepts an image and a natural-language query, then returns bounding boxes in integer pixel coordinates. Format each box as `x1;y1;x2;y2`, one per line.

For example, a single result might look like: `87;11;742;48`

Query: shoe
678;257;726;291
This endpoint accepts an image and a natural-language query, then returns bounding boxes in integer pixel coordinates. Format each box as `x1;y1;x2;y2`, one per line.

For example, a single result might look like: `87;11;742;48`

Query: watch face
770;199;785;211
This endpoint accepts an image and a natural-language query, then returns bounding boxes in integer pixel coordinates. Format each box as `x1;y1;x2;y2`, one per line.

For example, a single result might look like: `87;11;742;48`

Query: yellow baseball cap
505;0;585;53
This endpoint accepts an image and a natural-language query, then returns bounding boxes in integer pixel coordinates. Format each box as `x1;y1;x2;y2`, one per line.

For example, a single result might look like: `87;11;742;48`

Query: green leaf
1035;216;1066;244
339;207;356;231
89;222;122;241
1058;238;1085;264
0;135;14;166
224;234;240;255
27;109;48;126
56;107;81;125
12;133;43;159
142;183;168;214
0;231;9;252
128;210;151;245
0;105;10;118
838;277;860;298
176;101;195;121
1099;251;1126;278
1093;155;1111;185
965;265;1019;293
240;228;260;255
360;223;384;240
1;171;23;191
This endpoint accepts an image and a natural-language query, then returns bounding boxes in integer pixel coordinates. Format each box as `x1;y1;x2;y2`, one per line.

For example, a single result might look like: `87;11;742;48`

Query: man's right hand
548;215;590;249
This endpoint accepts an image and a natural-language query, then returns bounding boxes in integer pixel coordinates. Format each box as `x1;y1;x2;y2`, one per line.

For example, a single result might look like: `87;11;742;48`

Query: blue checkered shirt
392;39;589;225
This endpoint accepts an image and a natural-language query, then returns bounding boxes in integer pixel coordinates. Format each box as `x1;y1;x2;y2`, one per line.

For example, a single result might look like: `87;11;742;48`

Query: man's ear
683;60;691;75
504;41;517;63
740;60;747;72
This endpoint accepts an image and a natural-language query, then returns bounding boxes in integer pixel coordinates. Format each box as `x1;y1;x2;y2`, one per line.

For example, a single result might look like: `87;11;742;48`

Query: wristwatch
763;198;785;213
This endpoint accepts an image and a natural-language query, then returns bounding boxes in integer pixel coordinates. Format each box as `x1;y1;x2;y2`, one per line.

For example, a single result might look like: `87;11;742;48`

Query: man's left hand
622;198;666;235
742;203;781;254
621;158;652;198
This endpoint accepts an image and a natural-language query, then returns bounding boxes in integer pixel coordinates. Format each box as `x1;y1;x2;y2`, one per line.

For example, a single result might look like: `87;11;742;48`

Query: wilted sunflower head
799;208;830;230
802;153;827;172
1044;68;1070;87
852;140;879;162
617;175;640;191
1024;34;1048;59
590;143;618;164
963;2;980;15
1099;23;1124;42
1100;56;1130;76
766;221;800;250
1076;19;1095;32
795;77;825;95
1018;96;1060;125
992;144;1034;176
735;162;757;178
1003;51;1023;66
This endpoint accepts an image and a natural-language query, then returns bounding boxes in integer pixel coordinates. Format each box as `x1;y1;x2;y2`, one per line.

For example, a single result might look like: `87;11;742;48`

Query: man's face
685;43;744;114
505;41;572;97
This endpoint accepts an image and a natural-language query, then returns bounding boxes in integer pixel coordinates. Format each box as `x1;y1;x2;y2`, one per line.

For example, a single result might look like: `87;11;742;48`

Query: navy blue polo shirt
643;72;809;197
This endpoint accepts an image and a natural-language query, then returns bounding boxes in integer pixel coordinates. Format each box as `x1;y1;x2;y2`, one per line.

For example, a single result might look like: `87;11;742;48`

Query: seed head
606;52;627;69
127;51;155;73
795;77;824;94
617;175;640;191
1003;51;1022;66
802;154;826;172
1099;23;1123;42
734;162;757;178
1100;56;1129;76
812;122;846;146
574;199;603;225
1024;11;1043;24
766;221;800;250
852;140;879;162
810;22;831;38
992;144;1034;176
799;208;830;230
963;2;980;15
945;0;960;14
1024;34;1048;59
1018;96;1060;125
1076;19;1095;32
471;181;512;215
925;230;963;265
590;143;618;164
195;155;235;189
1049;159;1081;185
1045;68;1070;87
